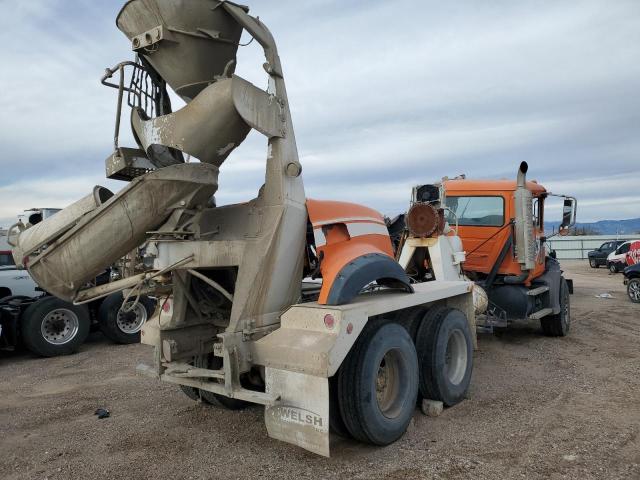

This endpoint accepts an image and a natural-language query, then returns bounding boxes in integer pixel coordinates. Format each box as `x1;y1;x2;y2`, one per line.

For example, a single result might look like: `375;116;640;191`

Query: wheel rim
116;302;147;334
590;259;596;267
610;264;616;273
629;281;640;301
40;309;79;345
375;349;404;419
444;329;468;385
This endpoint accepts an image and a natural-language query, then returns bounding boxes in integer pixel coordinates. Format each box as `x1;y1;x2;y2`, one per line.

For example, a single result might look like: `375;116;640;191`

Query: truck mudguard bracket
325;253;413;306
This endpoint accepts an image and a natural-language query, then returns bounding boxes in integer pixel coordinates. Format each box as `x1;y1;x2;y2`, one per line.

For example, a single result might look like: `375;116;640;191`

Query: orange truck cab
431;162;576;335
443;179;547;284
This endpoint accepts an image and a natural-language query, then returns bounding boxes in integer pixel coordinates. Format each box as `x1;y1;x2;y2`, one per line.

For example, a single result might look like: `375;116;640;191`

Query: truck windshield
0;252;15;267
445;196;505;227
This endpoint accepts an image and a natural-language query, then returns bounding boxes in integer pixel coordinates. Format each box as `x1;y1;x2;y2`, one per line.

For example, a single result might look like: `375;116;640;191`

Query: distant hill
546;218;640;236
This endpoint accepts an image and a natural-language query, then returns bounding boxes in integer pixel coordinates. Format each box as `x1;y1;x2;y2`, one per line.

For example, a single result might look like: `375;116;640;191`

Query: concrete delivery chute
10;0;479;456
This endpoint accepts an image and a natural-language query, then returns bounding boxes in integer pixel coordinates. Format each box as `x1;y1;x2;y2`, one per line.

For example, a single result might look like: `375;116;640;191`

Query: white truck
1;217;154;356
0;257;40;299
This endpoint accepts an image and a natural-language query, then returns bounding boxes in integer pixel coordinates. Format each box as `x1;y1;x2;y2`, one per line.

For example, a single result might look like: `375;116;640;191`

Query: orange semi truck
408;162;577;336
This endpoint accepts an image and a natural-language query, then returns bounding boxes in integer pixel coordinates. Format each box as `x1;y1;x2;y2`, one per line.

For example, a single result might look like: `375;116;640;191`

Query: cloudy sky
0;0;639;228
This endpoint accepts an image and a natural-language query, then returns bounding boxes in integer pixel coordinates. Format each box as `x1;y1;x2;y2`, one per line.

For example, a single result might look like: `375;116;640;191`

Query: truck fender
306;199;413;306
538;256;563;314
325;253;413;306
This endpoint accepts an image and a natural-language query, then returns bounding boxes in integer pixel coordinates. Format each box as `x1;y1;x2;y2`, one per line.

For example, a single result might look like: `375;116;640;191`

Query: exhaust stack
513;161;536;271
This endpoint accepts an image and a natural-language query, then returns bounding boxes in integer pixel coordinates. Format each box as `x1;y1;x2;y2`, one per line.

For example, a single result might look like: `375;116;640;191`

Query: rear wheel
415;307;473;407
338;320;418;445
180;385;201;401
179;354;249;410
398;307;426;341
198;355;248;410
541;278;570;336
20;296;91;357
627;278;640;303
329;374;350;438
98;292;156;344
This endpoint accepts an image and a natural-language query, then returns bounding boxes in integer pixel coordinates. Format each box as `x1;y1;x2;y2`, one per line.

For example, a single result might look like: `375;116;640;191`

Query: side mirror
559;197;577;233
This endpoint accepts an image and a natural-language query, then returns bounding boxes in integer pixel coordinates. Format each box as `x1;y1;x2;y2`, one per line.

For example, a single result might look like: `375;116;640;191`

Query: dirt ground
1;261;639;480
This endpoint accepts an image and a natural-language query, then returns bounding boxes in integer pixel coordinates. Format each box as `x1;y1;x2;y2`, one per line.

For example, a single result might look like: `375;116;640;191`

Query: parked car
588;240;627;268
626;240;640;266
623;263;640;303
607;240;639;273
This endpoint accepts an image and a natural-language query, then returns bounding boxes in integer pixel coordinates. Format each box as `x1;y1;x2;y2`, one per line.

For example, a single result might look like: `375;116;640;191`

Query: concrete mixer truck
8;0;481;456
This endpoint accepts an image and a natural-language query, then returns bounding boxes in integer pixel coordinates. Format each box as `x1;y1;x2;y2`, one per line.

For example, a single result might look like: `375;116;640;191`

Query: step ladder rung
527;286;550;296
528;307;553;320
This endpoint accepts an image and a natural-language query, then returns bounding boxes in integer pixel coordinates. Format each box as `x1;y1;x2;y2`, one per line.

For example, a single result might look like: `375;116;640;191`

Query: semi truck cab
443;178;548;285
422;162;577;335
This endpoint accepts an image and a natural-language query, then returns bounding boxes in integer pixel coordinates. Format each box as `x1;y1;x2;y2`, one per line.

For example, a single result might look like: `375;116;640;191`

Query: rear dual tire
20;296;91;357
415;307;473;407
180;385;248;410
179;354;249;410
98;292;156;344
332;308;473;444
337;320;418;445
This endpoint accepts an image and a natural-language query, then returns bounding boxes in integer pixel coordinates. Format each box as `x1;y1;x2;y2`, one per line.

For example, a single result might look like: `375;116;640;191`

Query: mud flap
264;368;330;457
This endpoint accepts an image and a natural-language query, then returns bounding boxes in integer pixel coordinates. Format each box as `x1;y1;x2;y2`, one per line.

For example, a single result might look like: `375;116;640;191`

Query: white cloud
0;175;123;228
0;0;639;227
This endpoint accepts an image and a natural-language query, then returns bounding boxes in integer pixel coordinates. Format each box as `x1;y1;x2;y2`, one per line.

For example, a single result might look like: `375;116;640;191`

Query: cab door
445;194;511;275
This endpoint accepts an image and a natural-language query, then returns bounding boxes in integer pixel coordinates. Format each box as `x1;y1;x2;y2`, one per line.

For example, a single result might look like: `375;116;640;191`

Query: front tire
589;258;598;268
338;320;419;445
415;307;473;407
628;278;640;303
98;292;156;344
609;262;619;274
541;278;570;336
20;296;91;357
